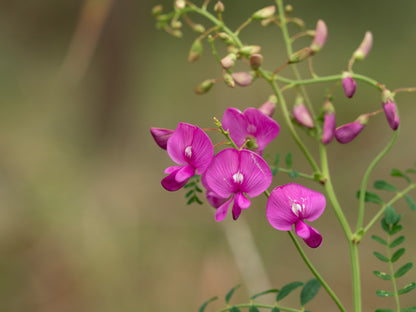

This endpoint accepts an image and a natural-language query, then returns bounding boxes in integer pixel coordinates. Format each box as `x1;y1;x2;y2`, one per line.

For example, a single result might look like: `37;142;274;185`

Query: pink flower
222;107;280;155
231;72;253;87
258;99;276;117
161;123;214;191
383;100;399;131
150;127;174;150
293;103;314;128
335;114;369;144
204;149;272;221
266;183;326;248
310;20;327;53
201;174;228;209
354;31;373;60
342;74;357;98
322;112;336;145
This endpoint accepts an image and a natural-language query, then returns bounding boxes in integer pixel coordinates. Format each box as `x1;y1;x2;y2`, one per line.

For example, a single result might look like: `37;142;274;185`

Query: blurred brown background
0;0;415;311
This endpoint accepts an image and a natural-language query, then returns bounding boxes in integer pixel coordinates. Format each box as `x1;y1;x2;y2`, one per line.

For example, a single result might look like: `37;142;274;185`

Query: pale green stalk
386;235;401;312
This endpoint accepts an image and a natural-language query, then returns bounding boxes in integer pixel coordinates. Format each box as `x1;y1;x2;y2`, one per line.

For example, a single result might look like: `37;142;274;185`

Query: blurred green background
0;0;415;311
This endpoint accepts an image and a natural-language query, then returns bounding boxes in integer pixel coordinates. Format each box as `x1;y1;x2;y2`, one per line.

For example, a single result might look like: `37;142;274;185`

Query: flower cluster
151;105;326;248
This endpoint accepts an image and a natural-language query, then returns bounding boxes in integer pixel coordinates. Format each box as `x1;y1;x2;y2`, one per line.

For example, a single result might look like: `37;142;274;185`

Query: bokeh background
0;0;415;311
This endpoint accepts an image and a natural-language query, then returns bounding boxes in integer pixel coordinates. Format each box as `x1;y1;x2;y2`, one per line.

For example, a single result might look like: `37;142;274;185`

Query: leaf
249;306;260;312
395;262;413;278
401;306;416;312
356;191;383;204
373;252;389;262
230;307;240;312
373;271;392;280
274;152;281;166
390;236;405;248
375;309;395;312
398;282;416;295
195;185;203;193
385;206;399;224
289;170;299;178
250;289;279;300
300;279;321;307
405;168;416;174
276;281;303;301
391;248;406;263
225;284;241;304
185;190;194;198
374;180;398;192
285;152;292;169
376;290;395;297
184;182;196;188
271;307;281;312
272;167;279;176
371;235;388;246
381;218;390;233
199;296;218;312
391;168;411;183
187;197;196;205
194;196;203;205
404;194;416;211
391;224;403;235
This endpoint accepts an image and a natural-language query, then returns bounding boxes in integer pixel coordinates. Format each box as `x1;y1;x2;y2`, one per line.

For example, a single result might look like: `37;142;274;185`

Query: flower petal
321;112;336;145
266;185;299;230
295;220;322;248
239;150;272;197
222;108;248;148
161;168;189;191
244;108;280;153
215;197;233;221
175;164;195;183
204;149;240;198
188;125;214;173
232;200;242;220
167;123;195;165
150;127;174;150
235;192;251;210
201;173;228;208
164;165;182;174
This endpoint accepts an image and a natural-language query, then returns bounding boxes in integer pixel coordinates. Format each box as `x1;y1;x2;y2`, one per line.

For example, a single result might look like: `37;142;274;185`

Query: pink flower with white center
266;183;326;248
222;107;280;155
150;127;174;150
161;123;214;192
204;149;272;221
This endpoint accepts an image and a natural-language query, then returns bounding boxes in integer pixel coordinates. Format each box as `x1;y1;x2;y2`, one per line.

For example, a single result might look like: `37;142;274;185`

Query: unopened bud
293;98;314;128
260;17;275;27
335;115;369;144
171;20;182;29
194;79;215;94
239;45;261;56
289;47;311;64
171;29;183;38
252;5;276;20
250;54;263;69
223;73;235;88
321;100;336;144
193;24;205;33
221;53;236;69
214;1;224;13
310;20;327;53
152;5;163;16
353;31;373;61
175;0;186;10
188;38;203;62
285;5;293;14
342;72;357;98
231;72;253;87
218;32;234;45
150;127;174;150
382;90;399;130
258;96;276;117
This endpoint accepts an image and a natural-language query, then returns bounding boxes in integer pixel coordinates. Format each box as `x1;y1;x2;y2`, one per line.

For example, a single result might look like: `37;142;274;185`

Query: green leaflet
300;279;321;307
225;284;241;304
199;296;218;312
276;281;303;301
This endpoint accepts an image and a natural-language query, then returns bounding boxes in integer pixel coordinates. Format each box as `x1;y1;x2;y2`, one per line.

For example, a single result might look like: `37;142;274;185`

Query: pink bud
335;115;369;144
293;103;314;128
250;54;263;69
311;20;327;53
231;72;253;87
150;127;174;149
221;53;236;69
342;73;357;98
383;101;399;131
321;100;336;144
258;99;276;117
354;31;373;60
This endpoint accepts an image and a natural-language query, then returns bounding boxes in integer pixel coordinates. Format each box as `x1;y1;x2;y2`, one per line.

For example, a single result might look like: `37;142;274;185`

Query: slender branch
386;235;401;312
217;303;302;312
275;167;316;181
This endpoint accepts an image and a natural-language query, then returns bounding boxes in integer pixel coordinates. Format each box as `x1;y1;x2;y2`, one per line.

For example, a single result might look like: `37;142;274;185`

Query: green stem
276;167;316;181
356;130;399;231
348;242;362;312
386;235;401;312
363;183;416;234
217;303;301;312
288;231;347;312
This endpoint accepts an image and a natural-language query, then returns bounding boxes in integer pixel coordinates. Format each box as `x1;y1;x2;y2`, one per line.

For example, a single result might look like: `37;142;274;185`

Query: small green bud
175;0;186;10
171;20;182;29
252;5;276;20
239;45;261;56
152;5;163;16
285;4;293;14
193;24;205;33
195;79;216;94
218;32;234;45
223;73;235;88
288;47;311;64
171;29;183;38
188;38;203;62
214;1;224;13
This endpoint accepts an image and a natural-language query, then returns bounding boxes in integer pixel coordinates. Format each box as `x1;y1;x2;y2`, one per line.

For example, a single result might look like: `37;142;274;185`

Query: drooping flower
342;72;357;98
382;90;400;131
353;31;373;61
161;123;213;191
321;100;336;145
293;102;314;128
150;127;174;150
335;114;369;144
310;20;328;53
204;148;272;221
266;183;326;248
222;107;280;155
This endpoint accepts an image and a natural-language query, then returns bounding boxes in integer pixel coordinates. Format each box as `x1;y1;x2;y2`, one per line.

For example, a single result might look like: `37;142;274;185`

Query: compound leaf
300;279;321;306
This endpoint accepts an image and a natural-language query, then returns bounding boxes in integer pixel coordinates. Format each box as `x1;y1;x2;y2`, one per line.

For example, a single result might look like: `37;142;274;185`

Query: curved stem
356;130;399;231
288;231;347;312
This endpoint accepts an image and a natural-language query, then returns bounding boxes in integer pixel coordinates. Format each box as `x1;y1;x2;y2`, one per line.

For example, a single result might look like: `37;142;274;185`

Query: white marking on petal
291;202;304;217
247;124;257;134
232;171;244;184
184;146;192;159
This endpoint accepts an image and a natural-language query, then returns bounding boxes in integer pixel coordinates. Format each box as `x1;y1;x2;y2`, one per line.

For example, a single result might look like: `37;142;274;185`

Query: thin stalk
276;167;316;181
386;236;401;312
348;242;362;312
356;130;399;231
288;231;347;312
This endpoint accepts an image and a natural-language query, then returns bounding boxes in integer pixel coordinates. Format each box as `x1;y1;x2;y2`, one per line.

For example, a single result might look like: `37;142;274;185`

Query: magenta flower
258;98;276;117
311;20;327;53
201;173;228;209
335;114;369;144
293;103;314;128
204;149;272;221
161;123;214;191
322;112;336;144
342;74;357;98
150;127;174;150
383;100;399;131
266;183;326;248
222;107;280;155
